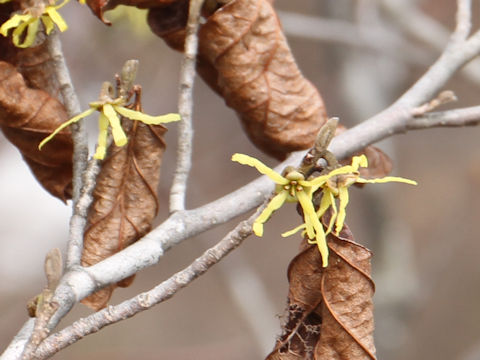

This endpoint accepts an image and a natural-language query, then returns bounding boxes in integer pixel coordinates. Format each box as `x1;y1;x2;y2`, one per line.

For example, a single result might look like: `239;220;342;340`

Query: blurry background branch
379;0;480;84
278;10;432;66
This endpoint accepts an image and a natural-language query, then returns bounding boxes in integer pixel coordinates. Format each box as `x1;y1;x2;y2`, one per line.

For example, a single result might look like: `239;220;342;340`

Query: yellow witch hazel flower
232;153;417;267
39;82;181;160
0;0;69;48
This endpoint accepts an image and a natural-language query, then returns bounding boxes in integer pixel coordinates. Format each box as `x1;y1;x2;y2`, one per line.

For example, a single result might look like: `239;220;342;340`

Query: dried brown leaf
147;0;189;52
0;61;73;201
1;5;74;201
81;120;166;310
148;0;327;159
314;229;376;359
198;0;327;159
267;224;376;360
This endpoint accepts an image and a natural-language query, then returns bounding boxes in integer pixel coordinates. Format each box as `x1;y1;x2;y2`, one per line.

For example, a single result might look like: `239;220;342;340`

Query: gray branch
46;32;88;205
169;0;206;212
407;105;480;130
46;32;90;270
33;209;259;359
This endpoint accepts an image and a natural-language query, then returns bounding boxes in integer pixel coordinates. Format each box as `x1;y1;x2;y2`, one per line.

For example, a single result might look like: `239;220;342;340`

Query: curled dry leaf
148;0;327;159
199;0;327;159
267;223;376;360
0;61;73;200
81;119;166;310
147;0;189;52
1;4;73;201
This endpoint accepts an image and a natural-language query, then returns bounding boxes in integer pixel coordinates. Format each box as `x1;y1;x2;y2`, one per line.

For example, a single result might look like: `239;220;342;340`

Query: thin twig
46;32;88;205
1;320;35;360
452;0;472;41
169;0;206;213
407;105;480;130
46;32;90;271
380;0;480;85
278;10;431;66
33;209;260;359
65;159;101;269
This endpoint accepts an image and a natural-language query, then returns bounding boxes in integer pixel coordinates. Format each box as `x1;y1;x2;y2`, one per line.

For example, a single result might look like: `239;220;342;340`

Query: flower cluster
232;153;417;267
39;88;181;160
0;0;68;48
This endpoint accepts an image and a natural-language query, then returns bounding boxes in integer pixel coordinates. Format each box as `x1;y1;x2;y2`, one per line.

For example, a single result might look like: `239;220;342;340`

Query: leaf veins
0;61;73;200
81;119;167;310
267;222;376;360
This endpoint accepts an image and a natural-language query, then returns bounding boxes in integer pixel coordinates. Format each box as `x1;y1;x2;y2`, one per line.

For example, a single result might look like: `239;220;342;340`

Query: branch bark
46;32;90;270
46;32;87;206
407;105;480;130
169;0;206;212
33;208;260;359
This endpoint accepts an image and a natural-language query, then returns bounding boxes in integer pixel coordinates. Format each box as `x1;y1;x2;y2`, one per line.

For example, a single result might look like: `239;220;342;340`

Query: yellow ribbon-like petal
305;164;357;191
351;154;368;170
44;7;68;32
318;188;336;235
335;186;349;235
297;191;328;267
356;176;418;186
12;20;31;48
41;16;55;35
253;191;288;237
53;0;70;10
308;228;329;267
297;190;329;266
103;104;127;147
11;17;40;48
1;0;68;48
232;153;289;185
114;106;181;125
39;107;96;150
93;113;110;160
281;223;305;238
0;14;30;36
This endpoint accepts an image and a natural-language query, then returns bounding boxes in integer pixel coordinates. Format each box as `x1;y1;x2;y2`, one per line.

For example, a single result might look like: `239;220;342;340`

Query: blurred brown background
2;0;480;359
